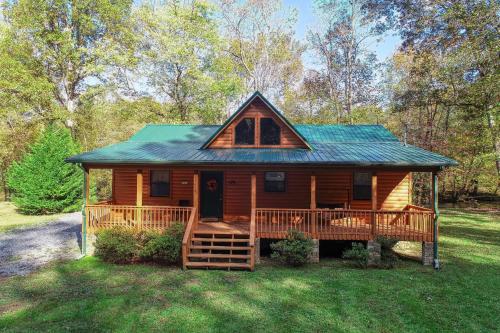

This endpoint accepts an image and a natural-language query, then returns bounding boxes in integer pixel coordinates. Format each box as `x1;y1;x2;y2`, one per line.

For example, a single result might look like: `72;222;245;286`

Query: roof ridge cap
295;124;386;127
144;123;219;126
316;141;401;144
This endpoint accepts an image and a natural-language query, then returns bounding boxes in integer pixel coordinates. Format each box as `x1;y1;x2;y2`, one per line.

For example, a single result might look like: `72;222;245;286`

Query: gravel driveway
0;212;82;277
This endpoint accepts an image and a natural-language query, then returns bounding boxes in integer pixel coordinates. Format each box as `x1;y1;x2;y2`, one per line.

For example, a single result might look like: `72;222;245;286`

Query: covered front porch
81;166;440;270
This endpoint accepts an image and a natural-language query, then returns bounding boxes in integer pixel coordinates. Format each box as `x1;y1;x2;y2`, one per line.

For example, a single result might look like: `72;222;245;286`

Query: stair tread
190;245;250;250
192;237;249;243
188;253;251;259
185;261;251;268
193;231;249;236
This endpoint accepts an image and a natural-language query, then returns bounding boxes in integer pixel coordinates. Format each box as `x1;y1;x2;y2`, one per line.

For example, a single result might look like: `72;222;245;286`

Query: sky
283;0;401;68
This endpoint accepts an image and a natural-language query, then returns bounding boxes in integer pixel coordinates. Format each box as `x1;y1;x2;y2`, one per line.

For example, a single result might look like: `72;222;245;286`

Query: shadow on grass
0;209;499;332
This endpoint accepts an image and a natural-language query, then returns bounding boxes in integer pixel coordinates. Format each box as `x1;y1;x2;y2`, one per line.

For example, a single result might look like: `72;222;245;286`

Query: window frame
352;172;372;201
260;117;281;145
264;171;286;193
149;170;171;197
234;118;255;145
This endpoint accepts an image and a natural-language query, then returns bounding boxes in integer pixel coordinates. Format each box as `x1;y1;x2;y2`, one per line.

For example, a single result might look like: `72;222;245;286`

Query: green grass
0;209;499;332
0;201;66;233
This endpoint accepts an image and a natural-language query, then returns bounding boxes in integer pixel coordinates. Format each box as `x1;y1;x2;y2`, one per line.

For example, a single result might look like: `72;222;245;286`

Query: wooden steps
190;245;250;251
191;237;249;243
185;261;251;269
188;253;251;259
184;223;254;271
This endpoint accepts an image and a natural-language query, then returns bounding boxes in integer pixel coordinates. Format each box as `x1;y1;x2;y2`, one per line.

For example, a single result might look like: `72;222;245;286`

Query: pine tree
7;126;83;214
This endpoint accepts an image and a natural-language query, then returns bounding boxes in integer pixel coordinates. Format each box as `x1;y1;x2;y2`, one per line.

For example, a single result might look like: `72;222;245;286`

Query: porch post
136;169;143;229
81;166;90;255
251;173;256;211
310;175;317;237
371;172;378;237
432;171;440;269
193;171;199;212
251;173;257;264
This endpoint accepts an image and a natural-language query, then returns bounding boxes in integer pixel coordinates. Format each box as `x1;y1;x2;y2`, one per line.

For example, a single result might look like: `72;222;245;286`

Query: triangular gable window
260;118;281;145
235;118;255;145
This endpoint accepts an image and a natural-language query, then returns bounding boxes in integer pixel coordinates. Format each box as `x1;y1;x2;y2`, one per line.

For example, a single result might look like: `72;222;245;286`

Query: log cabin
67;91;457;270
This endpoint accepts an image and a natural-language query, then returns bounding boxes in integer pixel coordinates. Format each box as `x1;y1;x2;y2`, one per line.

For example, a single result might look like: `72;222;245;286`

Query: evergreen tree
7;126;82;214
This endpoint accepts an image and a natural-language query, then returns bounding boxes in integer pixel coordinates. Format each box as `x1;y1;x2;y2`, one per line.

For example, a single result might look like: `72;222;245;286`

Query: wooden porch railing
85;204;195;233
254;207;434;242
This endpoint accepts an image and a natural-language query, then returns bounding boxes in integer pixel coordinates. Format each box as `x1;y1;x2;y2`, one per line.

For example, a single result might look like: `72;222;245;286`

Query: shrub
94;227;138;264
139;222;185;264
342;242;369;268
166;222;185;242
135;229;161;248
7;125;82;214
270;229;314;267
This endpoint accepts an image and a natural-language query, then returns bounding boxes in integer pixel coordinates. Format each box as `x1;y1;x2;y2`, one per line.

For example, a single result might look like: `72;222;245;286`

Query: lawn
0;202;66;233
0;209;498;332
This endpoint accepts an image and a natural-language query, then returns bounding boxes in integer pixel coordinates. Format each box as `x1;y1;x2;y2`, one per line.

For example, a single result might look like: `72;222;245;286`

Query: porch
81;167;440;270
84;204;434;243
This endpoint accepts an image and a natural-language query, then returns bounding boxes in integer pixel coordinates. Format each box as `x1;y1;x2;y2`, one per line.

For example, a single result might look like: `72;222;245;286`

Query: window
353;172;372;200
235;118;255;145
264;172;286;192
150;170;170;197
260;118;281;145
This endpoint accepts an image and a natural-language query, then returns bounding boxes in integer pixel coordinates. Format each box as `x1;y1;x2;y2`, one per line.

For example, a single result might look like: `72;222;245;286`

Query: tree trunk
1;170;8;201
486;109;500;193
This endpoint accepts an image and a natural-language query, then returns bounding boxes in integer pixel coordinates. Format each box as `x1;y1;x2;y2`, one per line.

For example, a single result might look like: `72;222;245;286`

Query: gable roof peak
200;91;311;149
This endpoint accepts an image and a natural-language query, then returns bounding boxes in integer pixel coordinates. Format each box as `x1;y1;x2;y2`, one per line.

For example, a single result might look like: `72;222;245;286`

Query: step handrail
182;206;197;270
249;208;256;271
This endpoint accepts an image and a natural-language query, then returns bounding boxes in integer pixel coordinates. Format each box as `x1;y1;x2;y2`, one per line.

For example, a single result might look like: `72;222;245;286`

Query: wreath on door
206;179;218;192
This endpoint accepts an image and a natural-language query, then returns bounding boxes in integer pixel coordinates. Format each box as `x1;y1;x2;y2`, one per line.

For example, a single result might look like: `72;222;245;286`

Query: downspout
78;164;87;256
433;172;440;270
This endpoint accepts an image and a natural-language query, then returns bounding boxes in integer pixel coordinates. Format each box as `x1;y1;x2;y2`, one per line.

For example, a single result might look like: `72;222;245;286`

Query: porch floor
195;221;250;235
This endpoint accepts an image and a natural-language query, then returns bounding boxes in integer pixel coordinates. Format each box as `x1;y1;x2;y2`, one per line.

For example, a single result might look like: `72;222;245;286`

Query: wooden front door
200;171;224;220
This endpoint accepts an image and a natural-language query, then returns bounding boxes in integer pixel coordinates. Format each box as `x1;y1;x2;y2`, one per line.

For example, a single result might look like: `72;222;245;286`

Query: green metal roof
129;124;219;143
67;123;458;168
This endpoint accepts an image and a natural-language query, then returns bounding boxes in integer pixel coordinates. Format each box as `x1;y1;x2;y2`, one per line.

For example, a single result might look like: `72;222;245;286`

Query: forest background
0;0;498;207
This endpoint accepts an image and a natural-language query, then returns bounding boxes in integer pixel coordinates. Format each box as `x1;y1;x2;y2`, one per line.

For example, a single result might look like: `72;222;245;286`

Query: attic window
260;118;281;145
235;118;255;145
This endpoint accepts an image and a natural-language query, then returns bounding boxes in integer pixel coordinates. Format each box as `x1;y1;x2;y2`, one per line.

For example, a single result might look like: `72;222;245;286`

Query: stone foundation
309;239;320;263
85;233;96;256
367;240;381;266
255;237;261;264
422;242;434;266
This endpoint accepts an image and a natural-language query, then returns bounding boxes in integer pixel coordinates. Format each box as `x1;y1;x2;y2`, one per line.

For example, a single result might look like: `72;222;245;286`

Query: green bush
342;242;369;268
139;222;185;264
94;227;138;264
270;229;314;267
166;222;185;242
136;229;161;248
7;125;82;214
